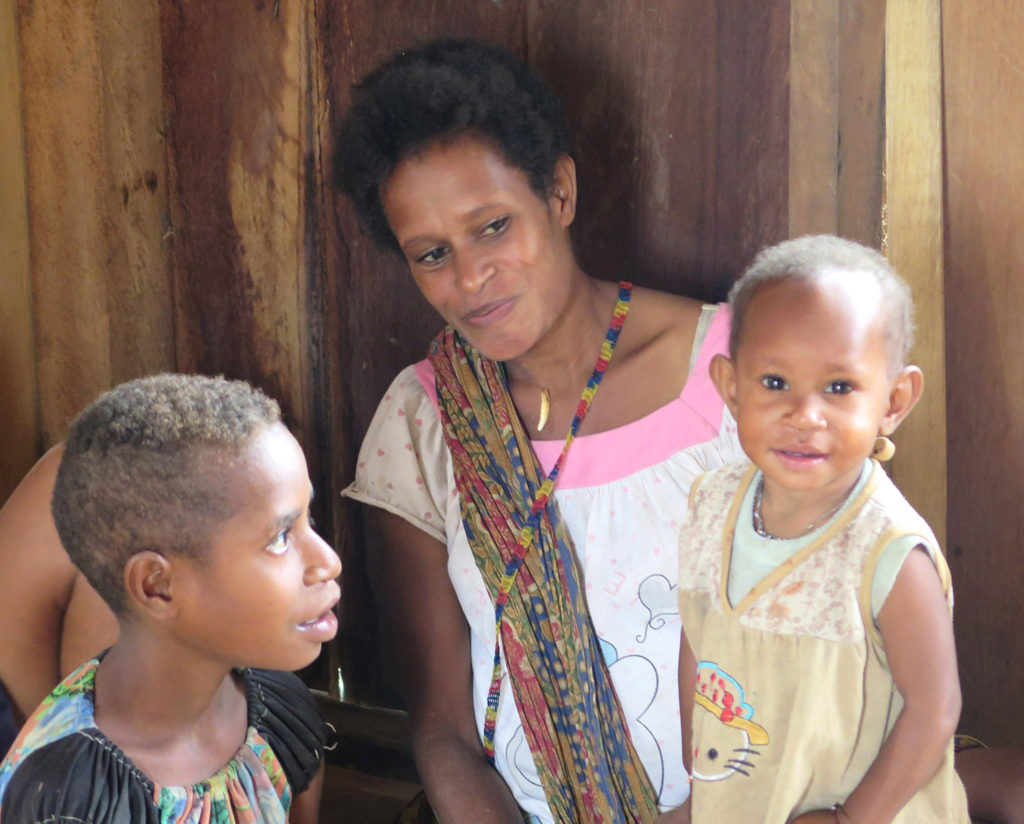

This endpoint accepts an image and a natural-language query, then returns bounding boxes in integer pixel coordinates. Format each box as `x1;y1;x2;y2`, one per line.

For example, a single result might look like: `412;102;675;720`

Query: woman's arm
370;509;524;823
791;547;961;824
0;447;118;722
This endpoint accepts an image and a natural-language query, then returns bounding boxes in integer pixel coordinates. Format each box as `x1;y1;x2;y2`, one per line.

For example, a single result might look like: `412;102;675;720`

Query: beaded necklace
482;280;633;758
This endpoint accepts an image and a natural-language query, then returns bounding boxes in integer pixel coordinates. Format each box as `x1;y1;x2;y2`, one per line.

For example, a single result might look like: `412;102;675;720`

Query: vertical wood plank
18;0;173;445
788;0;839;237
942;0;1024;745
322;0;528;703
883;0;946;546
0;0;38;500
836;0;884;246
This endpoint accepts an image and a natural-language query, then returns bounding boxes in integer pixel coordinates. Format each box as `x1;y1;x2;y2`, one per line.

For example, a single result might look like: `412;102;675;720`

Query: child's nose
787;393;827;431
303;532;342;585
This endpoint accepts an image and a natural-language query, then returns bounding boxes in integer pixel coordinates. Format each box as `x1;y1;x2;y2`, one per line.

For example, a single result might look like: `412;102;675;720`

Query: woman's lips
462;296;517;327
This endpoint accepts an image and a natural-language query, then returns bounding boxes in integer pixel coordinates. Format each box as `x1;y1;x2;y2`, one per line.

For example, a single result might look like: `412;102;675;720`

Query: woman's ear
879;364;925;436
709;353;739;418
549;154;578;228
124;551;178;621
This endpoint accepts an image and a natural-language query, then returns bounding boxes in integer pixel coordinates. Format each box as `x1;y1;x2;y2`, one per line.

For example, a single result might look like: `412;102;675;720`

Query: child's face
715;272;914;501
172;422;341;672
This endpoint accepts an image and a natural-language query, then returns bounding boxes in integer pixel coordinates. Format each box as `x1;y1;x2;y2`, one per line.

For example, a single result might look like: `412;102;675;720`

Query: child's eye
480;216;510;237
266;529;290;556
415;245;449;266
825;380;853;395
760;375;787;391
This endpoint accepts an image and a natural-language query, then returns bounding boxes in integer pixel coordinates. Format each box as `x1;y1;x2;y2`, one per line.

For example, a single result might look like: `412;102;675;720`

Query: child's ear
879;364;925;436
709;353;739;418
124;551;178;620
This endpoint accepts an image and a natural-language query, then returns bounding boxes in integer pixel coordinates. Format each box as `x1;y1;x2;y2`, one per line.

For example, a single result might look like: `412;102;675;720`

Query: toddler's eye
760;375;787;391
825;380;853;395
266;529;290;556
481;216;510;237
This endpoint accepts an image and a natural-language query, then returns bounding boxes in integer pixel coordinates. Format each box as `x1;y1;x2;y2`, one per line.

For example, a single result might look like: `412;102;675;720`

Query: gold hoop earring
872;436;896;462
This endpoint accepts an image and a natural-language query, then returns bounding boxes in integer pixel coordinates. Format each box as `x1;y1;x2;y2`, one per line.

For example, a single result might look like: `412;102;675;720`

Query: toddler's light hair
728;235;915;374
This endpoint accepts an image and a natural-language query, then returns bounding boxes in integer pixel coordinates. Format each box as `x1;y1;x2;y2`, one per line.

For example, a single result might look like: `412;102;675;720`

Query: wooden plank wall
8;1;1015;727
324;0;793;702
0;0;37;500
943;0;1024;747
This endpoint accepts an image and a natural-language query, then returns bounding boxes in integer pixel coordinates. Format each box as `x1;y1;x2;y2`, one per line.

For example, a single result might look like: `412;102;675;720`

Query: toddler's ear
880;364;925;435
124;551;177;620
709;353;739;417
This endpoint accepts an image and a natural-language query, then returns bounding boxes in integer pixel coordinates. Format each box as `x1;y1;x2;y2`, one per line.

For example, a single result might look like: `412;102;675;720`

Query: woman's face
381;135;578;362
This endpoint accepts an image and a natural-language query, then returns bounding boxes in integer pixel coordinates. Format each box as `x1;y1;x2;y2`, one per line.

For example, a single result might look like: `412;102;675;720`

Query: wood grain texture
0;0;38;501
788;0;839;237
883;0;946;547
17;0;173;445
322;0;529;703
942;0;1024;746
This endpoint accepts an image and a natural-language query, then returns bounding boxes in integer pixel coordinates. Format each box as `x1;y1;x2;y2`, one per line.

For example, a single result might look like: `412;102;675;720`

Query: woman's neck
504;274;616;395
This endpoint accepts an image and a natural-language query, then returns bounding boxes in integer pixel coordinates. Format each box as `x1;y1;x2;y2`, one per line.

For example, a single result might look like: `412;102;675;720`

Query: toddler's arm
791;546;961;824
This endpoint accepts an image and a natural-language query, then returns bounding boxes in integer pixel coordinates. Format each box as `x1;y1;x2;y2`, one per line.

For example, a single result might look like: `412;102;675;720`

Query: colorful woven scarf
428;283;659;824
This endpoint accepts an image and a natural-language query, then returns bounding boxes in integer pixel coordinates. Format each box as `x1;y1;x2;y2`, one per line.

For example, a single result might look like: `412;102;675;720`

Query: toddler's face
722;272;902;499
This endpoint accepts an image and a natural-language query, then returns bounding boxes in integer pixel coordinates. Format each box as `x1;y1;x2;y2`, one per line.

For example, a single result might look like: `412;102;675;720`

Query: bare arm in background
0;447;118;723
370;509;524;823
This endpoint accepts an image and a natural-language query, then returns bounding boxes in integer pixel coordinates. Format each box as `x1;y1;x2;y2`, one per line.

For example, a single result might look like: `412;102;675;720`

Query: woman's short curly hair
332;38;576;252
51;373;281;615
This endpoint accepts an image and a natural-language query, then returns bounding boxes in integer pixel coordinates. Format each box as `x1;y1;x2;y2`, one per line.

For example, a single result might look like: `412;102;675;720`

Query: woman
336;39;740;823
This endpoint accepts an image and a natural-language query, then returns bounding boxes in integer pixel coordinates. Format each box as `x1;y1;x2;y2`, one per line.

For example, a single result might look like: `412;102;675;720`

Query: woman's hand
654;798;691;824
371;509;523;823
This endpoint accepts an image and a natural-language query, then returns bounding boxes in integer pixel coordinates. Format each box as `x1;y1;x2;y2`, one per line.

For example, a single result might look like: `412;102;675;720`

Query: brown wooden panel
883;0;946;547
321;1;529;703
788;0;839;237
835;0;884;247
943;0;1024;745
0;0;38;501
18;0;173;445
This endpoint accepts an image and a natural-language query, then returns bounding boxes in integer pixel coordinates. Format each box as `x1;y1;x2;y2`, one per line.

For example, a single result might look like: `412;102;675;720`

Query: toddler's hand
788;811;838;824
654;799;691;824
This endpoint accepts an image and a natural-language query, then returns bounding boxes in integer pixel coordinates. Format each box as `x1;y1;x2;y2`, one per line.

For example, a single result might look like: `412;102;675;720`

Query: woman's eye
266;529;290;556
825;380;854;395
481;216;510;237
760;375;787;391
416;246;448;266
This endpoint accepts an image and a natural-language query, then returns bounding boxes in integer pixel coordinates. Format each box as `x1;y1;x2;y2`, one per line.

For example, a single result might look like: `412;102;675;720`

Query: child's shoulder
242;668;328;793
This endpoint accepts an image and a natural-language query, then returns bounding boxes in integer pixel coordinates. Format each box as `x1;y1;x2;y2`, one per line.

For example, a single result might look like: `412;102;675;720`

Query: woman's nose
453;249;496;294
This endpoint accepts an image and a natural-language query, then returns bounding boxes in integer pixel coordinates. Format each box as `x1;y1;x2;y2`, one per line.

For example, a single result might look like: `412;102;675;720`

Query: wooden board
883;0;946;547
942;0;1024;745
0;0;37;501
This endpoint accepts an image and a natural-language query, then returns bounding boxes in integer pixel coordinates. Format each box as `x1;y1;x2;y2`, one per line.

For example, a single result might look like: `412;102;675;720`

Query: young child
675;236;970;823
0;374;340;824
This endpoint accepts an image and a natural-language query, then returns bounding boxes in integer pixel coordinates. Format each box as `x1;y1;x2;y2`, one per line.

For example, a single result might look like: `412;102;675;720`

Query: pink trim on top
413;303;731;488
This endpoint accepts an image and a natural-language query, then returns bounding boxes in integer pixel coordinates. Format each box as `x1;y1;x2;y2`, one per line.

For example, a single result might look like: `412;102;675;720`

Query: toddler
0;374;340;824
676;236;969;823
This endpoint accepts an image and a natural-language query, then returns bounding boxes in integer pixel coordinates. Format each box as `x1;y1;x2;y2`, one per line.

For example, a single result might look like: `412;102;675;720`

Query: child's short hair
727;234;915;372
51;374;281;615
332;38;576;252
